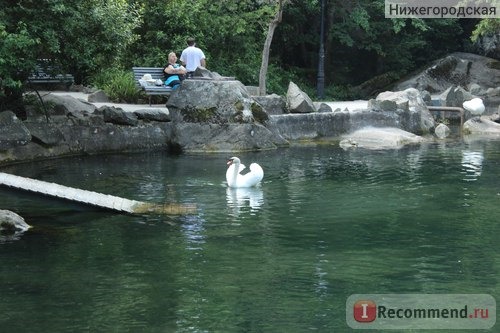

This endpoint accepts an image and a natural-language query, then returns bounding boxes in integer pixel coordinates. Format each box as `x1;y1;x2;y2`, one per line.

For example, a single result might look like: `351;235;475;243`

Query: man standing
180;37;206;78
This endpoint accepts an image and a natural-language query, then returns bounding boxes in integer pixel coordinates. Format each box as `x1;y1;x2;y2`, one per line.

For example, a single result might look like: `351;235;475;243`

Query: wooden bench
132;67;173;105
27;64;74;89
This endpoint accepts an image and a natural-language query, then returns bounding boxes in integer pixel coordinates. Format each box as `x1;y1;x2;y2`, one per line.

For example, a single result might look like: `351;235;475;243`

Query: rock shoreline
1;52;499;164
1;87;499;165
0;86;433;164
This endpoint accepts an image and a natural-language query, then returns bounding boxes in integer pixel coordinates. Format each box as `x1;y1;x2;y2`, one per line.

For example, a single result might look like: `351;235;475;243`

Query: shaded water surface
0;139;499;332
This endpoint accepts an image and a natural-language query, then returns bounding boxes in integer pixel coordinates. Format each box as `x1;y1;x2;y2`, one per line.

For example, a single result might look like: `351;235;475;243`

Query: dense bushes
0;0;489;110
90;69;142;103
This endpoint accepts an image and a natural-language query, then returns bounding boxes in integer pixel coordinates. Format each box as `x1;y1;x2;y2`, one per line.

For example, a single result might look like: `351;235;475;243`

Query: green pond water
0;138;499;332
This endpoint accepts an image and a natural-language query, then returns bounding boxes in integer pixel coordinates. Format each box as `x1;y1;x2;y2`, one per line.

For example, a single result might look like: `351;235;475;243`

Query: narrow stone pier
0;172;195;215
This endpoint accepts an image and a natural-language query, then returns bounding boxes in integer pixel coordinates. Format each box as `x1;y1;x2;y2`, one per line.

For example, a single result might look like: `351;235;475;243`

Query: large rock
463;117;500;135
88;90;110;103
438;85;474;107
134;108;171;122
99;106;139;126
40;93;96;115
164;78;286;152
317;103;333;113
167;79;263;124
286;81;316;113
395;53;500;94
170;123;287;152
0;210;31;232
252;94;287;115
0;111;31;150
339;127;424;150
0;210;31;242
193;67;226;80
435;123;451;139
368;88;435;134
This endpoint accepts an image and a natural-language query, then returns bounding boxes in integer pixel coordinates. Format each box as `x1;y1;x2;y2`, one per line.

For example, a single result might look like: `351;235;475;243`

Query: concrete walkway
40;91;168;112
43;90;369;113
316;100;368;111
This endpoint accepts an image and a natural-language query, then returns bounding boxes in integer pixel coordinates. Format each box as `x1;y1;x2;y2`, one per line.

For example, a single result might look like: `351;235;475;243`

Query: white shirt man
180;37;206;75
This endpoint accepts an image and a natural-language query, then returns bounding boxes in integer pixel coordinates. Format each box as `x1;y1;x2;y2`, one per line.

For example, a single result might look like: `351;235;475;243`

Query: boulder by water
369;88;435;134
0;210;31;233
339;127;424;150
438;86;474;107
165;78;287;152
0;210;31;242
252;94;287;115
435;123;451;139
463;116;500;135
286;82;316;113
170;123;287;152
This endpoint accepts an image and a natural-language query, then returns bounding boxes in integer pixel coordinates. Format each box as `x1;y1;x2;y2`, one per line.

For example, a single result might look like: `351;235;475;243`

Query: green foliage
90;69;142;103
1;0;142;84
274;0;463;93
23;93;57;121
324;85;356;101
0;22;38;99
126;0;276;86
0;0;485;111
471;19;500;42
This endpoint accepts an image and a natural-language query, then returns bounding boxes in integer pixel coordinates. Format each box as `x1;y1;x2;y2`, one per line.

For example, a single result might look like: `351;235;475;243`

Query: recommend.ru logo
346;294;496;330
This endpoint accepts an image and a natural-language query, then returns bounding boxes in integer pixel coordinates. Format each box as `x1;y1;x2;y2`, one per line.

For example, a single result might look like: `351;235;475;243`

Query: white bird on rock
463;98;485;116
226;157;264;188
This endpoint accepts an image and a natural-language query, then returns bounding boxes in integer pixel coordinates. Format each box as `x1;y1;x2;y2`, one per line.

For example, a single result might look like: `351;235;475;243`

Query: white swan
226;157;264;188
463;98;485;116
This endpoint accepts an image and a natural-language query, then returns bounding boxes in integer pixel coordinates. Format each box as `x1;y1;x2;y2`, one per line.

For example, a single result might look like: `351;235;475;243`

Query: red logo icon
353;300;376;322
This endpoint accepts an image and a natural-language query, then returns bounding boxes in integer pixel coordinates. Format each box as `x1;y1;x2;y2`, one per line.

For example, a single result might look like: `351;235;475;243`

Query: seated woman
163;52;187;90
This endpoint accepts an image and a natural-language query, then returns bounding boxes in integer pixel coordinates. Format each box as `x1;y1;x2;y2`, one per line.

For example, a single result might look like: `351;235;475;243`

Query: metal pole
317;0;325;99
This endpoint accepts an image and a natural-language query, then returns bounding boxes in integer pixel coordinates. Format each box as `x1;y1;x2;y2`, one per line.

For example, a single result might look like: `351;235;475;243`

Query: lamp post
317;0;326;99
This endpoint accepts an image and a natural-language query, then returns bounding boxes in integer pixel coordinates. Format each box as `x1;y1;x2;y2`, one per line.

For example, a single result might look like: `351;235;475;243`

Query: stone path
46;91;369;113
317;100;368;111
41;91;168;112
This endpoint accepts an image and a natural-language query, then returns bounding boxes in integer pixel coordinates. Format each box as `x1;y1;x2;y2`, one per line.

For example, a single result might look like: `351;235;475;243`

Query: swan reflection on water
226;187;264;214
461;150;484;181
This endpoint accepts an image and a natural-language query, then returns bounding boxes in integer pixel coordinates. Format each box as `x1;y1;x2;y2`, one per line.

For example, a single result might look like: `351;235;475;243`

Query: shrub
91;68;142;103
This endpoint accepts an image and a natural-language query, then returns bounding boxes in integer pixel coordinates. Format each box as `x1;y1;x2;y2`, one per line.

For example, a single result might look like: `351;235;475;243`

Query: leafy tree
0;0;486;110
471;18;500;42
272;0;464;97
0;21;38;111
126;0;281;88
0;0;142;112
57;0;143;83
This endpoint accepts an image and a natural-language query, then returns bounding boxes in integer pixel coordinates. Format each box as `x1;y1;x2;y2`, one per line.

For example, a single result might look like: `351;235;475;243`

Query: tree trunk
259;0;286;96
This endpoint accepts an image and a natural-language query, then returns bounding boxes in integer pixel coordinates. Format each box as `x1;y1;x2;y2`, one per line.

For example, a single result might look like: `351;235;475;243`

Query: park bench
132;67;172;105
27;62;74;89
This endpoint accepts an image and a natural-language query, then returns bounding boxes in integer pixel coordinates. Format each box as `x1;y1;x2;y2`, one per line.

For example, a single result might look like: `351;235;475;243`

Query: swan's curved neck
231;161;240;184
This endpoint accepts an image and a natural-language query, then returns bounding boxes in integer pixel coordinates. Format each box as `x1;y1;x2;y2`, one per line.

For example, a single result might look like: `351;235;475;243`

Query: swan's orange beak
226;158;233;166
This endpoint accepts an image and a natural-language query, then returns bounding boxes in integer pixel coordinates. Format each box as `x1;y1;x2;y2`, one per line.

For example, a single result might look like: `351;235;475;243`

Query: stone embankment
1;52;499;163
